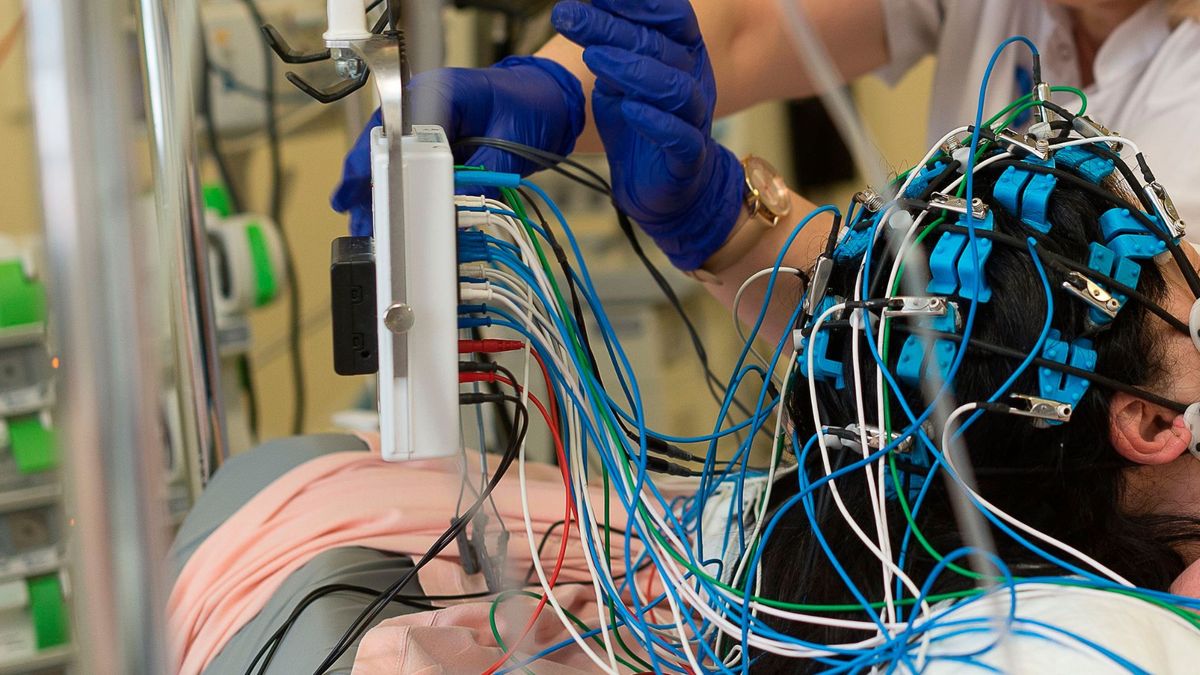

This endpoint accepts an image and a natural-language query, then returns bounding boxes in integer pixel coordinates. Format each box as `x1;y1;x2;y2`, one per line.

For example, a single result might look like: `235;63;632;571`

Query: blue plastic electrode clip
1099;208;1168;260
903;160;948;199
1055;146;1116;184
1084;242;1142;327
896;302;960;389
1038;329;1097;424
927;211;995;303
993;162;1057;234
797;296;846;389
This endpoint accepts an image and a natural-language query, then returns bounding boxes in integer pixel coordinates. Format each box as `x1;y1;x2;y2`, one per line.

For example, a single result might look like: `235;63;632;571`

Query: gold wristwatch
686;155;792;284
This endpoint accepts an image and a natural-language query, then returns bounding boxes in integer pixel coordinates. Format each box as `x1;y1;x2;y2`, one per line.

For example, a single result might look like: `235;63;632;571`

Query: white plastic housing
324;0;371;40
371;125;459;461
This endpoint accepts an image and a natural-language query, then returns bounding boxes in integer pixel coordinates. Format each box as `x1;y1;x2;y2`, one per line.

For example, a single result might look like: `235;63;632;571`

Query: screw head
384;304;415;334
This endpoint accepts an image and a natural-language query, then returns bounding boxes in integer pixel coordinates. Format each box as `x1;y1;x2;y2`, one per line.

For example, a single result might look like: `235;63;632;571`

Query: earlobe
1109;392;1192;465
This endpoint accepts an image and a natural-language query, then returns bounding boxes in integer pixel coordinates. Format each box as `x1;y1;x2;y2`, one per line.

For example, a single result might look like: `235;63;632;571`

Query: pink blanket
168;437;652;674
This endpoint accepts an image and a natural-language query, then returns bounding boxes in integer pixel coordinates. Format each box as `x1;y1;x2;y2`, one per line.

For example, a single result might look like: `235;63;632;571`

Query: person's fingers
552;0;694;71
582;46;706;126
592;0;703;48
618;99;707;178
331;109;382;215
347;204;374;238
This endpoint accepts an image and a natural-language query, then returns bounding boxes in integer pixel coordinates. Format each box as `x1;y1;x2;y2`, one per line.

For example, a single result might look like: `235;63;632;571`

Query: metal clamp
1072;115;1124;153
1145;181;1187;239
996;128;1050;161
846;423;915;454
1062;272;1121;318
884;296;949;318
802;255;834;319
1006;394;1073;424
928;192;989;220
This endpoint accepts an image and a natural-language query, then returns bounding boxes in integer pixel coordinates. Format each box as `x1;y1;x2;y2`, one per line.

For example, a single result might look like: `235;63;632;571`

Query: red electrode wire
459;371;578;674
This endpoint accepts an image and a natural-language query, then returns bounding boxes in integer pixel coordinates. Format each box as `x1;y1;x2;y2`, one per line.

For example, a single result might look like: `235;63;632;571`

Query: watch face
745;156;791;219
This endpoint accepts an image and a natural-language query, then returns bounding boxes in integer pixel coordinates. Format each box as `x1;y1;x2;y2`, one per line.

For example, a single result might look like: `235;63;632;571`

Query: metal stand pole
134;0;229;494
24;0;170;671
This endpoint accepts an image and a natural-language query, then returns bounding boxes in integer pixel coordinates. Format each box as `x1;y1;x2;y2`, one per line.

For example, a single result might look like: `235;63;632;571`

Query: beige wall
0;1;38;237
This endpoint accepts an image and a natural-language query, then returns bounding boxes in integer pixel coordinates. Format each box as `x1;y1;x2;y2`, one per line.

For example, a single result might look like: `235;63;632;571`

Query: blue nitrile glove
552;0;745;271
331;55;586;236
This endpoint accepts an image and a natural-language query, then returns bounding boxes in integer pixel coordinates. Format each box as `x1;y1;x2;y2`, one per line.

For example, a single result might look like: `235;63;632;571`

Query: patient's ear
1109;392;1192;465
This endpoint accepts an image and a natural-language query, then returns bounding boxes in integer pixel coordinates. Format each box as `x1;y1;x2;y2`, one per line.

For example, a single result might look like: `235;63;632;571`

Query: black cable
312;395;529;674
243;0;306;435
248;393;529;674
198;37;244;214
932;220;1191;336
827;320;1189;414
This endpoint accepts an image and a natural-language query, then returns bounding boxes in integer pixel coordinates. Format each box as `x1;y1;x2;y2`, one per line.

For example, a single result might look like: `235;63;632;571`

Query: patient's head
755;147;1200;672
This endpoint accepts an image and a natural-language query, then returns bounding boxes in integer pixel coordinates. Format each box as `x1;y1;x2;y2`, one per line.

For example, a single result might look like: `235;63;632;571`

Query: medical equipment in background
0;238;71;672
266;2;460;462
203;185;287;453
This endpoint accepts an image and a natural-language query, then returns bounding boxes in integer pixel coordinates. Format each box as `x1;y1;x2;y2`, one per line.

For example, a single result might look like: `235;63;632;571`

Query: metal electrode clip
883;296;949;318
1145;181;1187;239
1007;394;1073;425
996;128;1051;161
928;192;990;220
1062;271;1121;319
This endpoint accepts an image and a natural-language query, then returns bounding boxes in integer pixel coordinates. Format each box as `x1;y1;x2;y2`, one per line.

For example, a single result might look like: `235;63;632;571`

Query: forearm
536;0;889;153
704;189;831;346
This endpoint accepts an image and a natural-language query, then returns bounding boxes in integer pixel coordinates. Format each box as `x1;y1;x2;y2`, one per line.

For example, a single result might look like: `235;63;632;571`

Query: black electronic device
330;237;379;376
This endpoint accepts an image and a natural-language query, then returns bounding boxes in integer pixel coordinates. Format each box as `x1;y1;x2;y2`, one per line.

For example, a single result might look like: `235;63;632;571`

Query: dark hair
754;166;1200;672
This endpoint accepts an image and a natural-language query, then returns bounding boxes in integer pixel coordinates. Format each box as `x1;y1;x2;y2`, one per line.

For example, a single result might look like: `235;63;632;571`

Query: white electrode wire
848;304;899;624
715;350;799;660
939;404;1136;586
460;202;626;666
494;223;620;672
1054;135;1141;156
732;266;802;378
805;303;930;611
770;0;890;190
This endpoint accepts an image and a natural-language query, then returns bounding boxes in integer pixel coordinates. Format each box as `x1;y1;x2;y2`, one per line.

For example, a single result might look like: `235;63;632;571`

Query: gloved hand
331;56;586;236
552;0;745;271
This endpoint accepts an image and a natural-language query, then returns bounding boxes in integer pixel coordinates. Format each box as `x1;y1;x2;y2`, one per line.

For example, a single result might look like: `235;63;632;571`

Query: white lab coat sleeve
875;0;946;84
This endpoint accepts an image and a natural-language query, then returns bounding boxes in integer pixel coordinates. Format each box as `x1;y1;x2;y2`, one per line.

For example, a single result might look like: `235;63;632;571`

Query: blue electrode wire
693;206;838;570
457;184;733;671
511;181;780;670
464;188;846;668
460;309;703;669
891;236;1054;612
838;36;1043;618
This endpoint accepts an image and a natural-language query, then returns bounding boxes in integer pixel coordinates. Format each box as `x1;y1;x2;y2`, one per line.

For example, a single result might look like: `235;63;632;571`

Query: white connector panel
371;125;459;461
